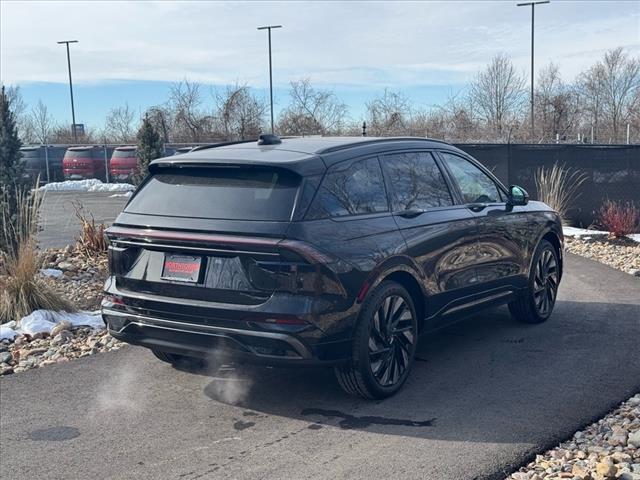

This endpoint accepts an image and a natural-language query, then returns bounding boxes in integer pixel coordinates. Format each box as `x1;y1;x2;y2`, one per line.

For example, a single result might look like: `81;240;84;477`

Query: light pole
257;25;282;134
516;0;549;141
57;40;79;142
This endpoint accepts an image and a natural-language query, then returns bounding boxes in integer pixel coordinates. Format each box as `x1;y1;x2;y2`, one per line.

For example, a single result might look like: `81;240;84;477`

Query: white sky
2;0;639;89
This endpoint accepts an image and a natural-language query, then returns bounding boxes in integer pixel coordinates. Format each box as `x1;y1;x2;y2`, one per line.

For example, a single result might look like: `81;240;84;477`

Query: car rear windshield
125;167;301;221
65;149;94;158
112;149;136;158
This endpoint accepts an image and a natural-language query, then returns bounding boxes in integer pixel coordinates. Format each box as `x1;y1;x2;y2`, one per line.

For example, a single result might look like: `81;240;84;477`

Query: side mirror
508;185;529;206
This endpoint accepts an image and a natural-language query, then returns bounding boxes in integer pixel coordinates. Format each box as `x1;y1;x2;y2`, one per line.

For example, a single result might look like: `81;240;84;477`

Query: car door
379;150;479;321
437;151;532;291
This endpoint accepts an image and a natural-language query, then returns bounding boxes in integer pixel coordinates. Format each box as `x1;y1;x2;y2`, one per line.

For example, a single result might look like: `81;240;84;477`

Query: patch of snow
39;268;64;278
563;226;608;237
0;325;17;341
563;226;639;243
17;310;104;336
109;191;132;198
39;179;134;193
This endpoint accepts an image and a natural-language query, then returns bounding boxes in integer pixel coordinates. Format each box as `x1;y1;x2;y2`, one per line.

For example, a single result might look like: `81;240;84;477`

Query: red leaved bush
597;200;640;238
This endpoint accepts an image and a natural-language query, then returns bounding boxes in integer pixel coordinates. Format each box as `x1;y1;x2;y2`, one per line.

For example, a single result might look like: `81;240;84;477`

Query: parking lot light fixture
57;40;79;142
516;0;550;141
257;25;282;134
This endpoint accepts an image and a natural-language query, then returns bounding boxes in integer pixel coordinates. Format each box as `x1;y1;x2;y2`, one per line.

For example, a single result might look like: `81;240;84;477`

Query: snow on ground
109;191;133;198
5;310;105;337
39;268;64;278
38;179;134;193
563;226;639;243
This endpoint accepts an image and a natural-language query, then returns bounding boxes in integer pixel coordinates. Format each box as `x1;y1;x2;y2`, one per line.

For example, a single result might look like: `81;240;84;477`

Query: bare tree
599;48;639;142
169;80;210;142
469;53;526;140
578;48;640;142
28;100;55;144
278;79;348;135
145;105;173;143
535;64;580;142
214;84;266;141
105;103;136;143
366;89;412;136
2;84;33;142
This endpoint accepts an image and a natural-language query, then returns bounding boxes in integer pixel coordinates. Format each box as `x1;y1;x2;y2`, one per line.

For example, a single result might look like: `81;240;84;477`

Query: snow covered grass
38;179;134;192
563;226;639;243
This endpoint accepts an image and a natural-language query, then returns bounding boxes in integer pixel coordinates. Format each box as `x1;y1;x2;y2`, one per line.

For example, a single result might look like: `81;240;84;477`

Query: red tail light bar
105;226;333;264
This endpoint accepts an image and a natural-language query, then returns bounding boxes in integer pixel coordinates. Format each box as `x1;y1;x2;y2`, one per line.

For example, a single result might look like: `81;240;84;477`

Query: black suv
103;136;563;399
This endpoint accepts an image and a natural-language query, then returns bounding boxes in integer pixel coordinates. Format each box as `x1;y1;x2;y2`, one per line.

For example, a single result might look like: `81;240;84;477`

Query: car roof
149;136;460;176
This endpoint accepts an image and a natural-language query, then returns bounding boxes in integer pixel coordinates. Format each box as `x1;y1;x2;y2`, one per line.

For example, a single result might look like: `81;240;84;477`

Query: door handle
395;209;426;219
467;203;487;212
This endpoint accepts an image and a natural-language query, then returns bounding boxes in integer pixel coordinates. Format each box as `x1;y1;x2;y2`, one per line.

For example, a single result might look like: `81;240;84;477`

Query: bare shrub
534;164;588;224
0;187;74;323
73;202;108;257
597;200;640;237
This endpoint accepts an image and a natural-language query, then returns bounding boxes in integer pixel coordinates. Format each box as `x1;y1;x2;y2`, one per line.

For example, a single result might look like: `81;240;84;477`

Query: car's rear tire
509;239;560;324
151;349;205;369
335;281;418;399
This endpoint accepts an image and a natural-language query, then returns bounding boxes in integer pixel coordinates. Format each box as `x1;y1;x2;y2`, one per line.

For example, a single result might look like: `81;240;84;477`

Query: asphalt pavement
1;253;639;480
38;191;129;249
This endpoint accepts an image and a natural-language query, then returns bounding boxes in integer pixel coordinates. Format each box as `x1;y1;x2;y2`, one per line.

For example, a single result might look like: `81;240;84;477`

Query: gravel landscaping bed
508;232;639;480
565;236;640;277
507;395;640;480
0;247;124;376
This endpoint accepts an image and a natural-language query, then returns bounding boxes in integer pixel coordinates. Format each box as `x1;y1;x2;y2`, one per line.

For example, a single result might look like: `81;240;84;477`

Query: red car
62;146;109;180
109;146;139;182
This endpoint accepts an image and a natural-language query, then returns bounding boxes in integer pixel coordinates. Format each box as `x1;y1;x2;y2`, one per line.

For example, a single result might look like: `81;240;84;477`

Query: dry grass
534;164;588;225
597;200;640;237
0;186;74;324
73;201;108;257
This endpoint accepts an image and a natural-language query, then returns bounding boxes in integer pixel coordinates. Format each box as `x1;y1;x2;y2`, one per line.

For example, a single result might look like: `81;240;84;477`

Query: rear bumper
102;307;350;366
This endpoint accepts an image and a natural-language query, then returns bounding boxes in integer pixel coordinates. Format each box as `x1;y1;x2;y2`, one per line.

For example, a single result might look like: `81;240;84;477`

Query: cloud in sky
2;0;639;88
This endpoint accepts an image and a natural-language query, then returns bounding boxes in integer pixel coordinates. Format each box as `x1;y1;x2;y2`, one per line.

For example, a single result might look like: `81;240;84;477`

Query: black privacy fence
454;144;640;227
20;142;639;227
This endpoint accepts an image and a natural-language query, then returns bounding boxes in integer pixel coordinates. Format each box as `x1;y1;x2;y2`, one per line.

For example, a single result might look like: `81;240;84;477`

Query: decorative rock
610;427;629;446
0;352;12;364
50;320;72;337
629;431;640;448
595;460;617;479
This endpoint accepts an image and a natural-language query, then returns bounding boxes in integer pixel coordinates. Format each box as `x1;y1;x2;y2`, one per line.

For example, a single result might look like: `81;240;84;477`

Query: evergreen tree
0;86;26;254
136;114;163;182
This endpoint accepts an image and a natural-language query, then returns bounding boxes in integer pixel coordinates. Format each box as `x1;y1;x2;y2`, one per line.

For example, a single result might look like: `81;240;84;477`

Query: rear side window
305;157;388;219
125;167;301;221
440;152;502;204
381;151;453;210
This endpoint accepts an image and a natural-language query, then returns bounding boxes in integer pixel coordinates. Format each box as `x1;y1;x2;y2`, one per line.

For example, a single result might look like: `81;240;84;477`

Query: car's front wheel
509;239;560;324
335;281;418;399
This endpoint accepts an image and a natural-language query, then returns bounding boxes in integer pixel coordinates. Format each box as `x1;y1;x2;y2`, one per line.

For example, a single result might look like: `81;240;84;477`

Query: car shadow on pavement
198;299;640;443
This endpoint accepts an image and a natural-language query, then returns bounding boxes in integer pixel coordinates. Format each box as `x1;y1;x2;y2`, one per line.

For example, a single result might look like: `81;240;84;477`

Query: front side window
306;157;388;219
381;151;453;211
440;152;502;204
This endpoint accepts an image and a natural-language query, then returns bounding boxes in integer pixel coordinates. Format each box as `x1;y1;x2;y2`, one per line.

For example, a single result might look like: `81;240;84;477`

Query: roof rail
317;137;451;154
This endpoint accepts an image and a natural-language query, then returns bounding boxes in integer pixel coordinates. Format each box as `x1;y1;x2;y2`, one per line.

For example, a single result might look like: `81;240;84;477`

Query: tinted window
381;151;452;210
65;149;95;159
125;167;300;221
440;152;502;204
306;157;388;219
112;149;136;158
